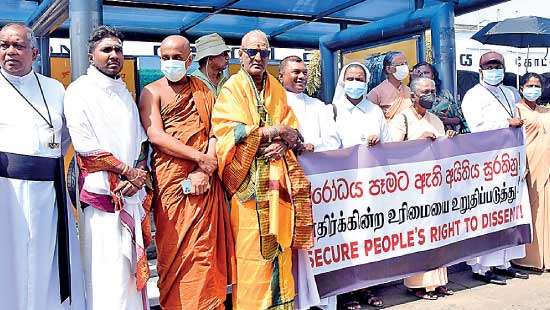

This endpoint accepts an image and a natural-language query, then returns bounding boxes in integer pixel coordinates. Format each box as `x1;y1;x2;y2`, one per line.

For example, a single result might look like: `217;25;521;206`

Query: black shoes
473;270;507;285
493;267;530;279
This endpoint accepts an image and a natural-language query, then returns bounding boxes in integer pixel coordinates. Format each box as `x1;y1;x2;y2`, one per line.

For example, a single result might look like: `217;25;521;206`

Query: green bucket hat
195;33;230;61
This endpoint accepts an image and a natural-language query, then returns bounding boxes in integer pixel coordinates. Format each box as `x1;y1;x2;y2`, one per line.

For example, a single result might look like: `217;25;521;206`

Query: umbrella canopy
471;16;550;48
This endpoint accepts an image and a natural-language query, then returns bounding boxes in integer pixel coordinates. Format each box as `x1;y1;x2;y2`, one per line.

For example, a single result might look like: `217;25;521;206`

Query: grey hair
0;23;38;48
410;77;435;94
241;29;269;48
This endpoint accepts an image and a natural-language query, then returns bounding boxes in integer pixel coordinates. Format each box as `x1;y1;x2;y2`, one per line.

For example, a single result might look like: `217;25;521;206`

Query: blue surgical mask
344;80;367;99
522;87;542;102
482;68;504;86
161;59;188;82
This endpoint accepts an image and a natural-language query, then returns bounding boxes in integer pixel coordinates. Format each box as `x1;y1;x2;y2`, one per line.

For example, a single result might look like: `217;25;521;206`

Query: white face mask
522;87;542;102
481;68;504;86
161;59;188;82
393;64;409;81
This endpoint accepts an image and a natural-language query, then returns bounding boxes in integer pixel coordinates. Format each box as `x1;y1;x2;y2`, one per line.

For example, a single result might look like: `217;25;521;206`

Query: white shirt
0;68;64;158
462;82;518;133
286;91;341;151
64;65;147;197
334;96;392;148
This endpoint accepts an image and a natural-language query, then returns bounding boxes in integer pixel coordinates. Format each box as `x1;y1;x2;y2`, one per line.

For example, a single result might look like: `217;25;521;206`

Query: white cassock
334;96;393;148
286;91;341;151
286;91;341;310
0;68;86;309
64;66;148;310
461;81;526;274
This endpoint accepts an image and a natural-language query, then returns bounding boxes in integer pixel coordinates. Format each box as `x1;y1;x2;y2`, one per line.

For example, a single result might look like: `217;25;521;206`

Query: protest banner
299;128;532;298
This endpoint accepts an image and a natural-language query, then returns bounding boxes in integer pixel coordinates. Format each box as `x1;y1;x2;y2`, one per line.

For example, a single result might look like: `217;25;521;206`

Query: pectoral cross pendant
48;128;59;149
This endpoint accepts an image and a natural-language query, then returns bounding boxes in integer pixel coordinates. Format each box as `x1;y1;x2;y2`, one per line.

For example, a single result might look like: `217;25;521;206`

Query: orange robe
151;77;235;310
212;69;314;309
514;102;550;270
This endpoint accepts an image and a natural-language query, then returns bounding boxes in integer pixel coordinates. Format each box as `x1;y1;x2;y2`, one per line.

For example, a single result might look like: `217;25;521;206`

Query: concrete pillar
430;3;457;98
69;0;103;80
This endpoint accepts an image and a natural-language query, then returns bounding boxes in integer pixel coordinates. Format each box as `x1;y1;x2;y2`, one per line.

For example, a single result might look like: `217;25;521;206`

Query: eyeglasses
242;48;271;59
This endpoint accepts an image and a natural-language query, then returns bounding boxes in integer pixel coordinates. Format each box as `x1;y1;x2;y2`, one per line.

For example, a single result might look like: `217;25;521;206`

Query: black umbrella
471;16;550;48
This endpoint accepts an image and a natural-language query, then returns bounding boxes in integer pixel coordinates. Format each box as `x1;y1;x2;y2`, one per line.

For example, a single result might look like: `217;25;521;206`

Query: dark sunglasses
242;48;270;59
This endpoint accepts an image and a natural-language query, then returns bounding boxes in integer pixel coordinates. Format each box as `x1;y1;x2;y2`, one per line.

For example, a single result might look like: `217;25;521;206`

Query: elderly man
279;55;340;152
461;51;528;285
64;26;150;310
0;23;85;310
212;29;314;309
390;77;455;300
190;33;230;96
139;34;235;310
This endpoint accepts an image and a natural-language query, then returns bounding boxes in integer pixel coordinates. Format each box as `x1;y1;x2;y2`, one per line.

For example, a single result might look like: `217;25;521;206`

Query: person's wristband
121;164;129;176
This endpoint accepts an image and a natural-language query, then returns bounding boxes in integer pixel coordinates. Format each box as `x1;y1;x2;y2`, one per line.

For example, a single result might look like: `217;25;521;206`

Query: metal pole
34;36;51;76
417;32;426;63
320;41;337;103
430;3;456;98
69;0;103;80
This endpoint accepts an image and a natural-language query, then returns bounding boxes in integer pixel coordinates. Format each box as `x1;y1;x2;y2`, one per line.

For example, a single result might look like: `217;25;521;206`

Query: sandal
408;288;438;300
358;289;384;307
337;293;361;310
435;286;454;296
341;300;361;310
366;295;384;307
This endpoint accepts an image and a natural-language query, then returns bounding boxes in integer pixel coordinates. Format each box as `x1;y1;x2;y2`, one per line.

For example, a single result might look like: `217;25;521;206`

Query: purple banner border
314;224;531;298
299;128;524;175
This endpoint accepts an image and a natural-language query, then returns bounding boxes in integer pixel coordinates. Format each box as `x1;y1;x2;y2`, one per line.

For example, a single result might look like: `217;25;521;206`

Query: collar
384;78;403;91
342;96;370;113
286;90;306;101
1;68;35;86
87;65;124;90
480;80;501;92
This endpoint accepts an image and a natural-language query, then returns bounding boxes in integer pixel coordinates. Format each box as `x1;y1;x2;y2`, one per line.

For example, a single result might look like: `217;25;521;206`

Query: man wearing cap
462;51;529;285
190;33;230;97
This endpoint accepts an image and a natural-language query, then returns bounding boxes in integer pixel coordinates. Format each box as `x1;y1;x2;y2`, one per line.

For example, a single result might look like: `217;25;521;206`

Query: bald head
239;30;270;79
241;30;269;49
159;35;192;83
160;35;190;54
0;23;38;76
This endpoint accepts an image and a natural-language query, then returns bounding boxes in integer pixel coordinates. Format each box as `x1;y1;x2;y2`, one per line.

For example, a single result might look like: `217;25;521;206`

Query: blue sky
456;0;550;25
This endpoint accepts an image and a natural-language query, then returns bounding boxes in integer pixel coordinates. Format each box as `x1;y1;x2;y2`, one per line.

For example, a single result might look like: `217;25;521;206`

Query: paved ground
147;262;550;309
374;266;550;310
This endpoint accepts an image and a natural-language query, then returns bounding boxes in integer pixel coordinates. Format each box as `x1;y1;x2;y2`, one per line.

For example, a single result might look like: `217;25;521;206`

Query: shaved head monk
139;34;235;310
212;29;314;309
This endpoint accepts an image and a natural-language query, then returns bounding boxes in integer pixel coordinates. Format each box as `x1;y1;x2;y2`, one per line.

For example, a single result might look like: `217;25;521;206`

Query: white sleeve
315;104;341;151
378;109;393;143
63;84;102;154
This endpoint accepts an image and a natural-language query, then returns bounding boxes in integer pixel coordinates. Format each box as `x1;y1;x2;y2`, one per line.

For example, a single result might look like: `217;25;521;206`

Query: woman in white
332;62;388;308
333;62;392;149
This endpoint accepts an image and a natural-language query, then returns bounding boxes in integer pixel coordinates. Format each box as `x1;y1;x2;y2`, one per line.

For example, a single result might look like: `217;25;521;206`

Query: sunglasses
242;48;271;59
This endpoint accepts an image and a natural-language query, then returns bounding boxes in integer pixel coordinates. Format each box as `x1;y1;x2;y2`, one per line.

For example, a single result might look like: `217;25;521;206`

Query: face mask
393;64;409;81
161;59;187;82
482;68;504;86
344;80;367;99
418;93;436;109
523;87;542;102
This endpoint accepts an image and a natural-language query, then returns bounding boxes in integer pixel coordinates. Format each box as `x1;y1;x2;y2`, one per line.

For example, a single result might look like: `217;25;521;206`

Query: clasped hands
114;165;148;198
259;125;306;161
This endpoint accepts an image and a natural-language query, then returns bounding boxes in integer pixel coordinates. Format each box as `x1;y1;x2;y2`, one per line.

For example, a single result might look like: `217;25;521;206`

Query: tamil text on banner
298;128;532;298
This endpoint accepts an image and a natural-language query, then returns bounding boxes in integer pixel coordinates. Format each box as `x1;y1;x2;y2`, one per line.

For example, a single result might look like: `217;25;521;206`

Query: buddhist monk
212;29;314;309
138;35;235;310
